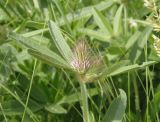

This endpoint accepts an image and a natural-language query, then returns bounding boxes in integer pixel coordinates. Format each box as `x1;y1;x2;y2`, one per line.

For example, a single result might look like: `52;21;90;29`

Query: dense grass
0;0;160;122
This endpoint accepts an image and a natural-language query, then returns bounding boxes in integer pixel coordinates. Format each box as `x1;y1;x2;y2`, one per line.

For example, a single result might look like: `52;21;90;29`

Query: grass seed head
153;35;160;56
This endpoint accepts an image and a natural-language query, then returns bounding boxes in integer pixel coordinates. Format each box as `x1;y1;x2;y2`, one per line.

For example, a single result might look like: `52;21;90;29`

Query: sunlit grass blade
113;5;123;36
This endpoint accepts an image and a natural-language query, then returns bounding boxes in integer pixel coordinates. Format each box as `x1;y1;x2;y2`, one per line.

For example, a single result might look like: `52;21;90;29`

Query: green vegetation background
0;0;160;122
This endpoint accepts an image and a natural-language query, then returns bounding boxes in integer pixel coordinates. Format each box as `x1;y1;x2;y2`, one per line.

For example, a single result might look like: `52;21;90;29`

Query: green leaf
0;99;43;116
102;60;130;76
0;83;39;122
129;27;152;63
78;28;111;42
113;5;123;35
106;61;157;77
125;31;141;50
45;104;67;114
92;8;113;35
49;20;73;63
102;89;127;122
58;1;114;25
9;32;70;69
59;88;99;104
28;49;70;69
22;28;49;37
149;91;160;121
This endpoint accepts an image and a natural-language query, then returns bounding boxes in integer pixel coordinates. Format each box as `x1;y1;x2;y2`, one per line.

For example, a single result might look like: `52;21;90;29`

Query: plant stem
144;45;149;122
80;81;90;122
21;60;37;122
128;72;131;122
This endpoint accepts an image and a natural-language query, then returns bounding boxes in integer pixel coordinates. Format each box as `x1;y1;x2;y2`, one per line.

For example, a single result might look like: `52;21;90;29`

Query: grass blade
129;27;152;63
113;5;123;36
125;31;141;50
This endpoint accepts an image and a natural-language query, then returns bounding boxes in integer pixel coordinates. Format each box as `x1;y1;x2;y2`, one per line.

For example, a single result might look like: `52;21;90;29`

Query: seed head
153;35;160;56
70;41;91;73
70;40;103;83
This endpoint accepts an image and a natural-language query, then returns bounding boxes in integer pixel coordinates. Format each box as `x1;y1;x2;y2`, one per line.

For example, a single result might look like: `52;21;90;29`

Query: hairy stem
80;81;90;122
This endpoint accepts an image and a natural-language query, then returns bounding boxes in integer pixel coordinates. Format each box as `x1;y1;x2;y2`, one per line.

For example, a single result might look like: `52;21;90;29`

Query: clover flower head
129;18;137;28
70;40;92;73
70;40;103;83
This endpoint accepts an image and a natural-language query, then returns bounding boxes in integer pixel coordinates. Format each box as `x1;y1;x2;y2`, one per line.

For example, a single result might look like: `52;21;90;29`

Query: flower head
129;18;137;28
144;0;155;10
70;40;103;83
153;35;160;56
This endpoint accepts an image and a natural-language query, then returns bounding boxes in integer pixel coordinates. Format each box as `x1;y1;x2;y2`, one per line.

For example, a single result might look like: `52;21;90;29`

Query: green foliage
102;89;127;122
0;0;160;122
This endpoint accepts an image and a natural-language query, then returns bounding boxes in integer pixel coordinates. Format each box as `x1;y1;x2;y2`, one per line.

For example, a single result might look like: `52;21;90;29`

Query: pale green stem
21;60;37;122
0;103;8;122
80;81;90;122
145;45;149;122
128;72;131;122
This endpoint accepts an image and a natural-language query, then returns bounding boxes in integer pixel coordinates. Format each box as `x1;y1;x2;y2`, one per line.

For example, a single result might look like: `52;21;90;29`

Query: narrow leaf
78;28;111;42
129;27;152;63
9;32;70;69
102;89;127;122
92;8;113;35
0;99;43;115
58;1;114;25
107;61;156;77
45;104;67;114
125;31;141;50
49;20;73;63
113;5;123;35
